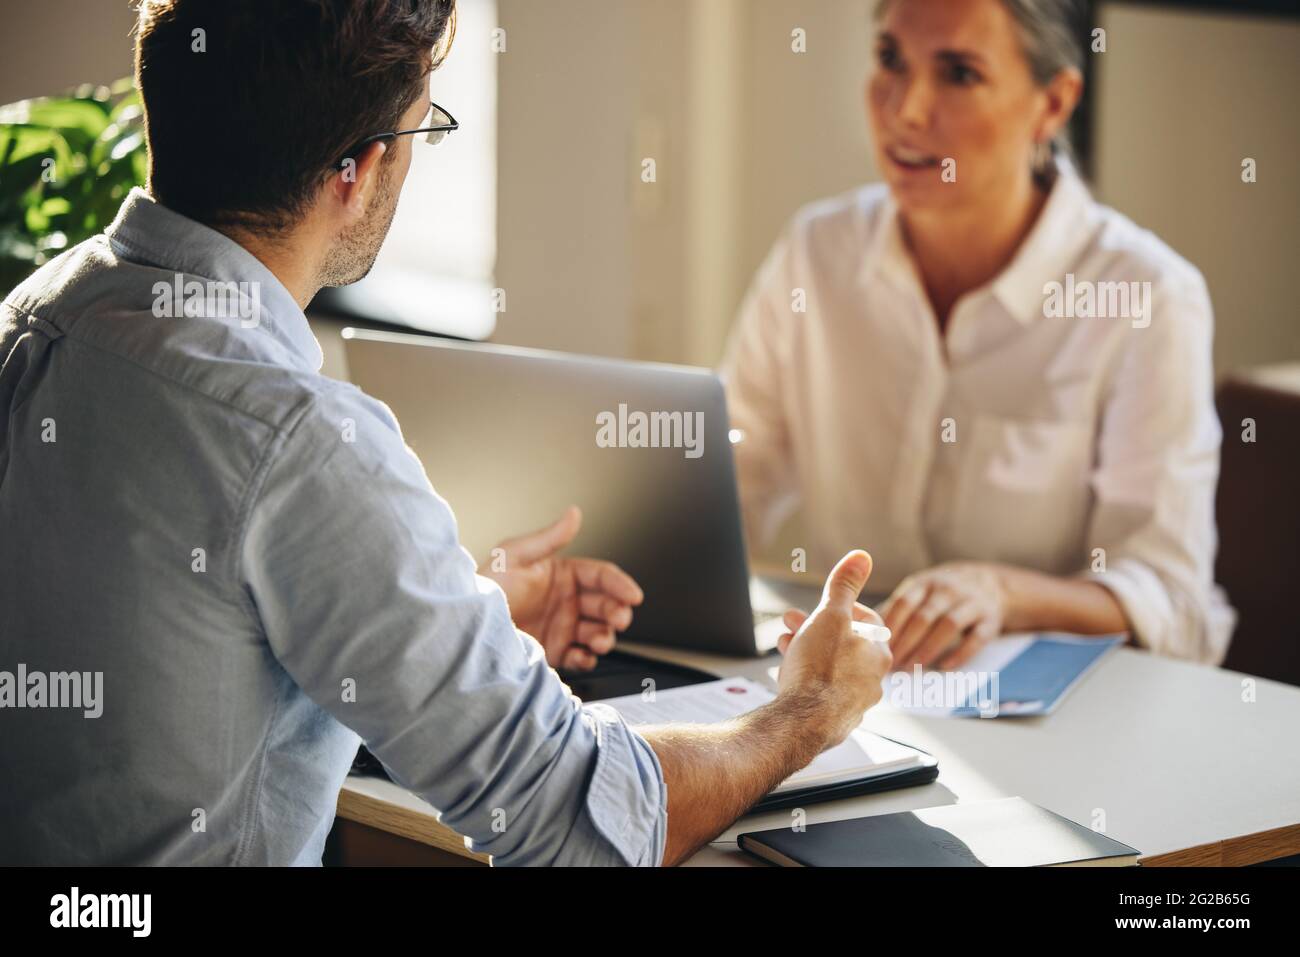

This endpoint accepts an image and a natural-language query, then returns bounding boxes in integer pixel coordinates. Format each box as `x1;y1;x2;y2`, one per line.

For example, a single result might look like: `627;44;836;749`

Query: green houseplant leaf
0;80;146;295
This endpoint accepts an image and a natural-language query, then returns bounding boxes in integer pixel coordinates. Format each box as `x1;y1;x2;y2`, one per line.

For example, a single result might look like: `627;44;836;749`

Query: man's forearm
638;691;833;866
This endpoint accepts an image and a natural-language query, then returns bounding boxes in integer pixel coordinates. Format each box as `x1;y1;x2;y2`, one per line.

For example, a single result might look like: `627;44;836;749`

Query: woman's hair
998;0;1085;86
874;0;1085;180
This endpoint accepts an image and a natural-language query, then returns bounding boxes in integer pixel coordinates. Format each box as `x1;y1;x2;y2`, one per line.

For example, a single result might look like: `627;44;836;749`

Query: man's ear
330;140;388;218
1037;67;1083;144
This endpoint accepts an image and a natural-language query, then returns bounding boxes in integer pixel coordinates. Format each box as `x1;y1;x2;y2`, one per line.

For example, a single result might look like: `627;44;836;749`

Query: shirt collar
103;188;324;372
858;188;916;294
989;162;1097;325
858;161;1097;326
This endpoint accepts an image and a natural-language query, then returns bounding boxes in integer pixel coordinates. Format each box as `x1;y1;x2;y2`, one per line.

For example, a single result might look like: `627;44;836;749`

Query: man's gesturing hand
641;550;891;865
478;506;644;671
774;550;893;749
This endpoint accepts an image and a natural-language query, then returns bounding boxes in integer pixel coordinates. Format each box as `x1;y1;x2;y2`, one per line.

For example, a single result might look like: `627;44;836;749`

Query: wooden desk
337;643;1300;866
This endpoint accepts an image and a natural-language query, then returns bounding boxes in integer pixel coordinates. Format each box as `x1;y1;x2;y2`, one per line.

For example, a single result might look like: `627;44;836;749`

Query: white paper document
599;677;926;794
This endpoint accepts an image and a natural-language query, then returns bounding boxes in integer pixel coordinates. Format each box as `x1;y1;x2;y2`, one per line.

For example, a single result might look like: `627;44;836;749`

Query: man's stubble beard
316;160;401;288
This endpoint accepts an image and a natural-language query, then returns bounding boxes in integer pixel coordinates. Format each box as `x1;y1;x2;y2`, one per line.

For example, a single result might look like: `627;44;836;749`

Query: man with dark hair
0;0;890;866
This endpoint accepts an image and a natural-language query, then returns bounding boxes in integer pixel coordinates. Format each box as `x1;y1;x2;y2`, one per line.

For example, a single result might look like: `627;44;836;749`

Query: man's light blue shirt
0;188;667;866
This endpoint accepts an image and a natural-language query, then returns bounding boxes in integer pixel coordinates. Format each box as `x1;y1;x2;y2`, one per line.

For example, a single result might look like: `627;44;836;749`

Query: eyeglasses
335;100;459;170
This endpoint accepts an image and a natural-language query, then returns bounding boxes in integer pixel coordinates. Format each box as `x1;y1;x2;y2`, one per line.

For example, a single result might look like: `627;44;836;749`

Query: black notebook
739;797;1140;867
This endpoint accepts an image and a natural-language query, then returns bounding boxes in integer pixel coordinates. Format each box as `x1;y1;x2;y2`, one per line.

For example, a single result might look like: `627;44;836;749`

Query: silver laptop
342;328;813;658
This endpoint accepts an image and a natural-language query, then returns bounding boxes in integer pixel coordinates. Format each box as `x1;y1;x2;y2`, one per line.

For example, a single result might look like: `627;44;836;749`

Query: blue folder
948;634;1123;717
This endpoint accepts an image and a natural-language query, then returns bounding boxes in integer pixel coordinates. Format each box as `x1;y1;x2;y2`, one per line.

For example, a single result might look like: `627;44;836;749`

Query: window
319;0;497;339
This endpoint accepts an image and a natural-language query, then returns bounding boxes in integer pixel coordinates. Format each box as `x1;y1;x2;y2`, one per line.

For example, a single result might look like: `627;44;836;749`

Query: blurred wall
491;0;639;359
1093;4;1300;376
0;0;136;102
493;0;883;367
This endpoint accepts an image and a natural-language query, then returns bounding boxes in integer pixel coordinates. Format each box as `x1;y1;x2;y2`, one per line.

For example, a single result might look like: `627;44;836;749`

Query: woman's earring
1032;140;1053;178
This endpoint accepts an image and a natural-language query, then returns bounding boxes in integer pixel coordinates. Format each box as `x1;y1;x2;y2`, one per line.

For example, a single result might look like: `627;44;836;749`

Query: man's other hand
479;506;644;671
774;550;893;749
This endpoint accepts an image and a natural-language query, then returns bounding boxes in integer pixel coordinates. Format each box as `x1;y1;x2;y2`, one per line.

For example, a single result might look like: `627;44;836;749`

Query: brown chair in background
1215;366;1300;687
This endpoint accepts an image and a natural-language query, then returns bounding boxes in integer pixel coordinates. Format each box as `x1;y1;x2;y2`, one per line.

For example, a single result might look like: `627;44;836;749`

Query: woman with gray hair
723;0;1234;667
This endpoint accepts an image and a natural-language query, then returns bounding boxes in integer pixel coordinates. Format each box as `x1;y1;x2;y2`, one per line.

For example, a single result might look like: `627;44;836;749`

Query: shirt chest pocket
946;414;1096;573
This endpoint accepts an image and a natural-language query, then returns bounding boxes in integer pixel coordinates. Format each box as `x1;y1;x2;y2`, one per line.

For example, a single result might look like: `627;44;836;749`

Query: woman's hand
478;506;644;672
879;562;1008;671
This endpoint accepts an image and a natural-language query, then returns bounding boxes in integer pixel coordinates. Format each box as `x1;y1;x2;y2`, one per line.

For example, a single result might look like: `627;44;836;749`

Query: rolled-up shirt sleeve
1080;277;1235;664
239;385;667;866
